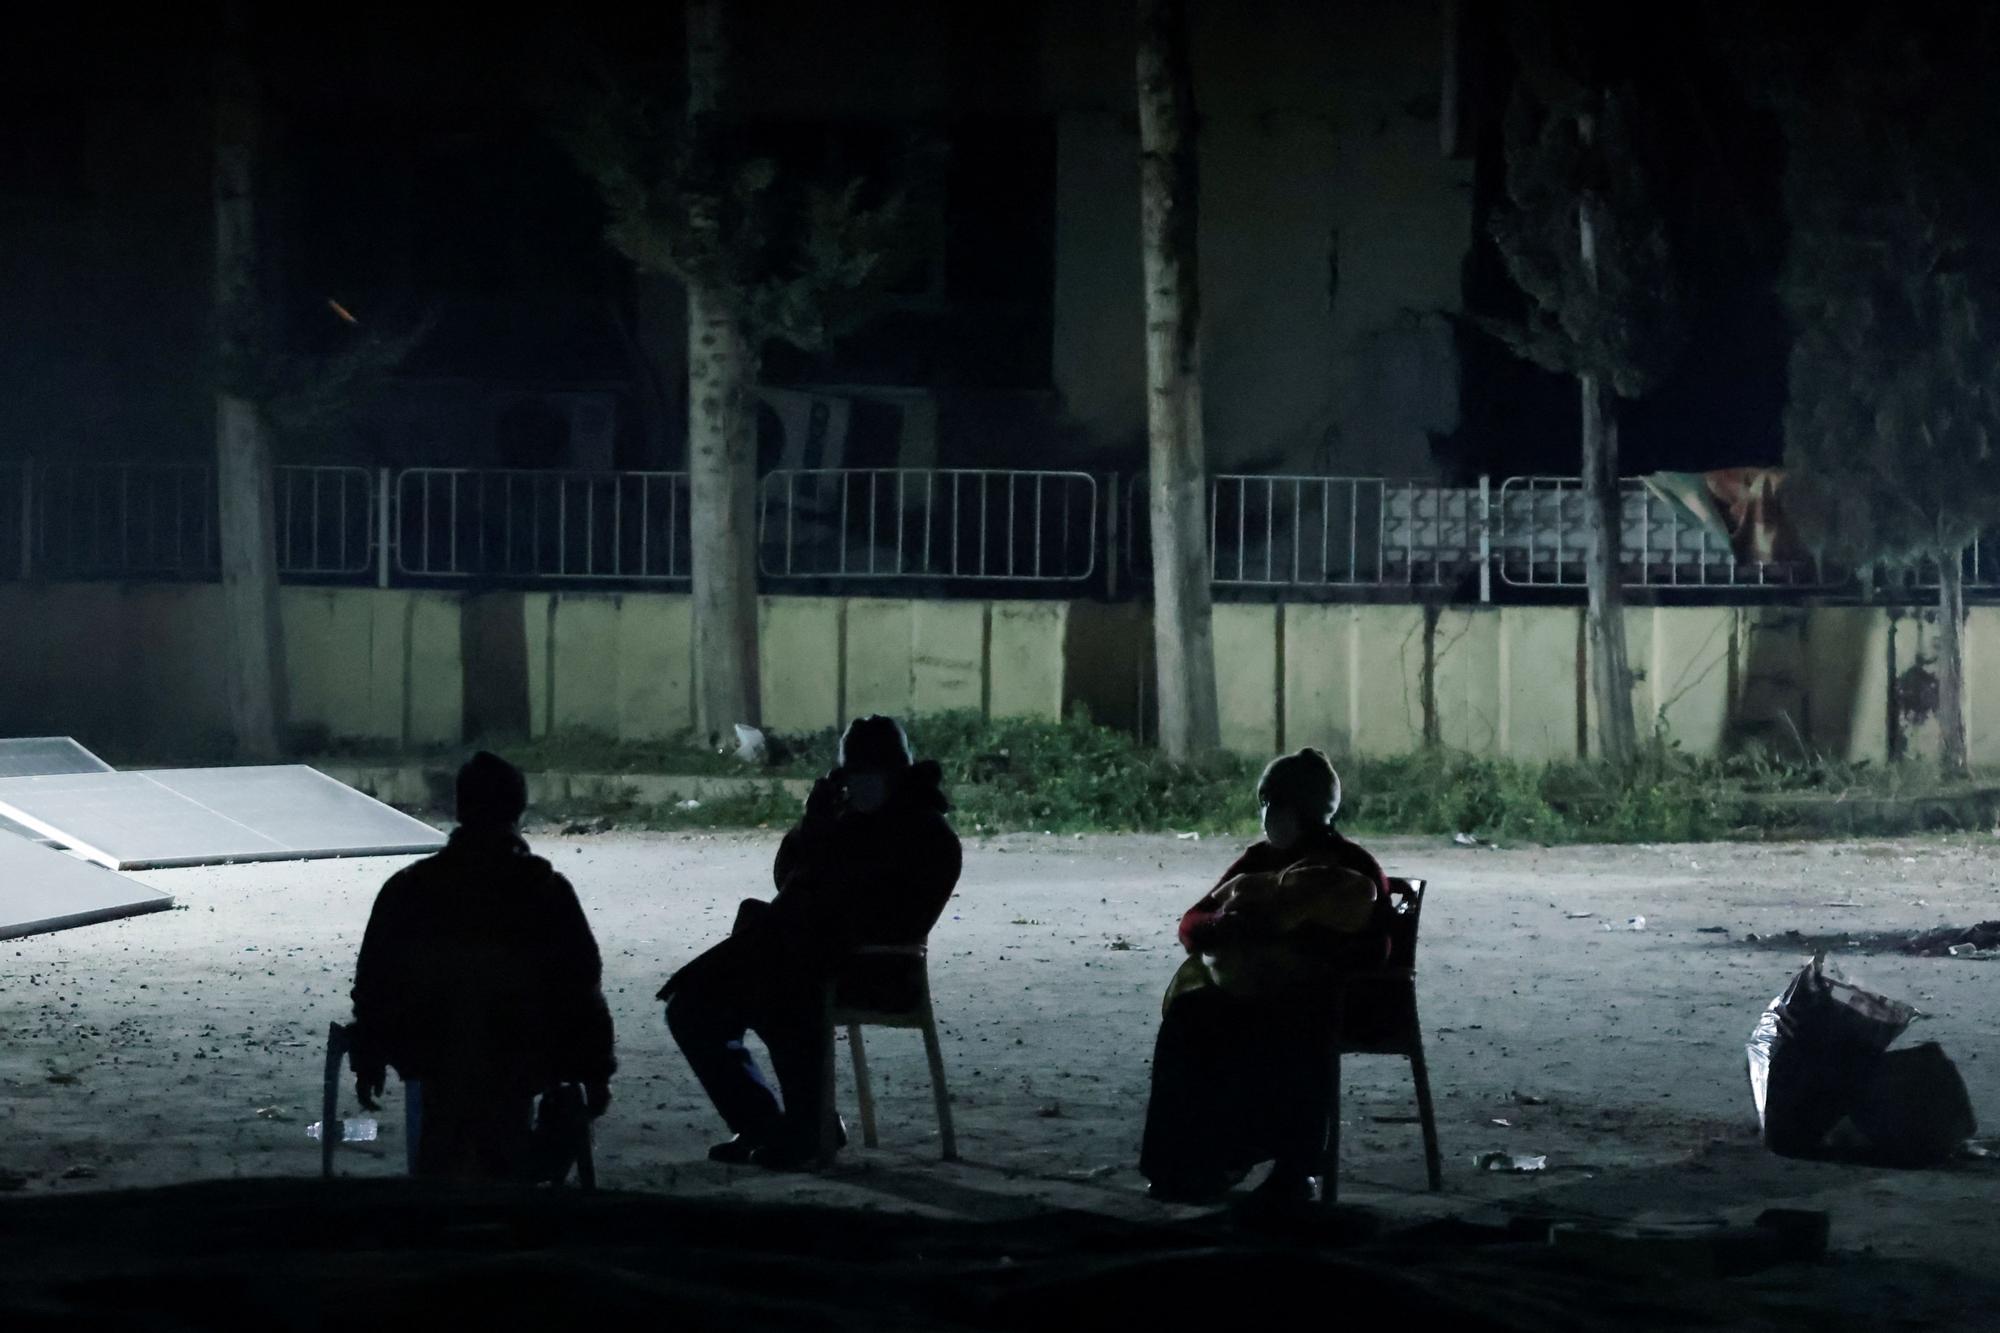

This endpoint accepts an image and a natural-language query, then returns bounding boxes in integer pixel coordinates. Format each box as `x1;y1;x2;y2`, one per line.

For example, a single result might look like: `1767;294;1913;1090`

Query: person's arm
1177;849;1263;952
348;875;413;1108
543;873;616;1110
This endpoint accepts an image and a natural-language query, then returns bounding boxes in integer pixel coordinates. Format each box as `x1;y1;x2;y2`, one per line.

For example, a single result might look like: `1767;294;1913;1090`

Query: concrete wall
0;583;462;757
2;583;1991;767
515;593;1064;741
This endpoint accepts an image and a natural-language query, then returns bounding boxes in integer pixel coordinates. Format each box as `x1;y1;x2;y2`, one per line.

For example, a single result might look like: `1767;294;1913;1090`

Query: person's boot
707;1134;762;1164
749;1116;846;1172
1243;1166;1323;1213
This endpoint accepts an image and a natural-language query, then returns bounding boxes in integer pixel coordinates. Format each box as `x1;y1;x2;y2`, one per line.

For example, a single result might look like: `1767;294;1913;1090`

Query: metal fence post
18;460;32;581
1477;472;1491;603
375;467;392;589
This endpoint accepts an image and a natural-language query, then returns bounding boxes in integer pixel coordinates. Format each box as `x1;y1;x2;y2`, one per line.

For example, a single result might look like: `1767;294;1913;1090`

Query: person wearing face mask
1139;748;1390;1207
660;715;961;1169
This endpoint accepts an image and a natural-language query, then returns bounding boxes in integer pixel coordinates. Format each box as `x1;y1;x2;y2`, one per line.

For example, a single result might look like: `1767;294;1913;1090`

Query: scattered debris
675;799;703;812
1697;926;1730;934
1174;831;1201;841
1903;921;2000;956
1551;1209;1829;1278
254;1106;292;1122
1371;1114;1422;1125
731;724;767;765
1035;1103;1064;1119
1512;1091;1548;1107
59;1165;96;1180
1603;916;1646;931
1473;1151;1547;1172
1491;1118;1513;1128
560;816;613;836
1452;831;1491;848
1106;938;1136;952
1564;911;1595;920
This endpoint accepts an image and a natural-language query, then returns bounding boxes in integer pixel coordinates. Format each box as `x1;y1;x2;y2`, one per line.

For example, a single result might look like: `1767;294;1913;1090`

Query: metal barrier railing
18;457;1996;602
395;467;693;582
1493;475;1838;590
758;468;1098;581
1203;474;1485;588
26;462;375;579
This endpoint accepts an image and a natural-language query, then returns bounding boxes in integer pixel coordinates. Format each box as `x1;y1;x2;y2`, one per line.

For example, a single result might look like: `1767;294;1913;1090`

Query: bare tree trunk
687;286;761;742
685;0;760;742
214;0;285;760
1576;132;1636;770
1580;372;1636;767
1937;547;1968;778
1137;0;1220;763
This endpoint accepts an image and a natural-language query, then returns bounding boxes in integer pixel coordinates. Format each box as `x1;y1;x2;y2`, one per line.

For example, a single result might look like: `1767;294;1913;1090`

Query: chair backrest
829;943;930;1020
1382;878;1427;971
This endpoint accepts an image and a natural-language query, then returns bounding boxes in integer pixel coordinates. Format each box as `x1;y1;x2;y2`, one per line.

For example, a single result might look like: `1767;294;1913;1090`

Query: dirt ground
4;831;2000;1321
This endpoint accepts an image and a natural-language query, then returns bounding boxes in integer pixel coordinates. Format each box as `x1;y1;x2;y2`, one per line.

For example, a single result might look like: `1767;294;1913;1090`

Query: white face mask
846;772;891;814
1261;803;1305;851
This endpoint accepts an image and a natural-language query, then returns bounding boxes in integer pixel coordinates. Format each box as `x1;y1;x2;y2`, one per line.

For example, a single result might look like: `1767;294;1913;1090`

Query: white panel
141;767;446;859
0;736;113;777
0;833;172;940
0;766;445;871
0;737;114;842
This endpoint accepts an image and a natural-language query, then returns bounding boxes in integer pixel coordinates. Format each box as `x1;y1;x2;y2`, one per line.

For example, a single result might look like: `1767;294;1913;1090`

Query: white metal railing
25;462;375;579
13;457;1993;602
1204;474;1487;589
757;468;1098;581
1492;475;1838;590
395;467;693;582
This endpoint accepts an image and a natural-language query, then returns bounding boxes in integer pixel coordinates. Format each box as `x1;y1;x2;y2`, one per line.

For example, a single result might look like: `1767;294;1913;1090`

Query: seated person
661;715;961;1170
347;751;615;1182
1139;747;1388;1206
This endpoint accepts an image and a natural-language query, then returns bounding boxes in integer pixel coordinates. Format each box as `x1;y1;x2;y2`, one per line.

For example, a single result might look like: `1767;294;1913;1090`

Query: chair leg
1409;1039;1443;1191
920;1008;958;1162
849;1024;879;1149
403;1081;423;1177
1324;1050;1342;1205
576;1113;597;1192
320;1023;344;1181
816;1004;841;1167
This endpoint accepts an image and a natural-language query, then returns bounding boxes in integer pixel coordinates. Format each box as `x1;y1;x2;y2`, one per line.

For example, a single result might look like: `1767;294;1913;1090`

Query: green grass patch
297;709;1996;843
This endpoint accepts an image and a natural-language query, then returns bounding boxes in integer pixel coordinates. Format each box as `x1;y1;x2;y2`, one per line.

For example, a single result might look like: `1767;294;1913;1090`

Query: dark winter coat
349;827;615;1097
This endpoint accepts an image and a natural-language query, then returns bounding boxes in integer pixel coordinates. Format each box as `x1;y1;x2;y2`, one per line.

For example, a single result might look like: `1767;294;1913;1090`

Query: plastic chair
321;1020;595;1187
817;943;958;1165
1325;877;1441;1202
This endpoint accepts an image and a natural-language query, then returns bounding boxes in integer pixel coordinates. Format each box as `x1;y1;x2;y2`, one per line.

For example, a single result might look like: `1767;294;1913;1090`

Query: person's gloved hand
584;1080;612;1118
354;1067;385;1112
805;772;846;821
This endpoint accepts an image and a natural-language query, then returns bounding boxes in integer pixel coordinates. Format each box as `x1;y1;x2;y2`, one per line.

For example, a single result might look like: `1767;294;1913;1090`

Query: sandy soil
4;831;1999;1300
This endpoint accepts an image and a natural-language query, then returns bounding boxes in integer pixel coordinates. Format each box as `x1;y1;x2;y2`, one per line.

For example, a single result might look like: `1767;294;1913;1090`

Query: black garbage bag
1746;953;1914;1158
1835;1043;1979;1167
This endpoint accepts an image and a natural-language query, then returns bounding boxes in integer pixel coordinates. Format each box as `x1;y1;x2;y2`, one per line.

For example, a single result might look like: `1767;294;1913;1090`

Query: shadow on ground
1;1175;1992;1331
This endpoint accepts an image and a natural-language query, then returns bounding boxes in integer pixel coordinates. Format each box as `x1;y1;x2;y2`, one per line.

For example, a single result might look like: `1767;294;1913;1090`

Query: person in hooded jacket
1139;747;1390;1207
662;715;961;1169
348;751;615;1181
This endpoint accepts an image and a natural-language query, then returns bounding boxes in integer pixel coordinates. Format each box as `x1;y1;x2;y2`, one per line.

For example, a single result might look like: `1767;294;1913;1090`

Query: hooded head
1254;748;1341;851
837;715;913;813
456;750;528;831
